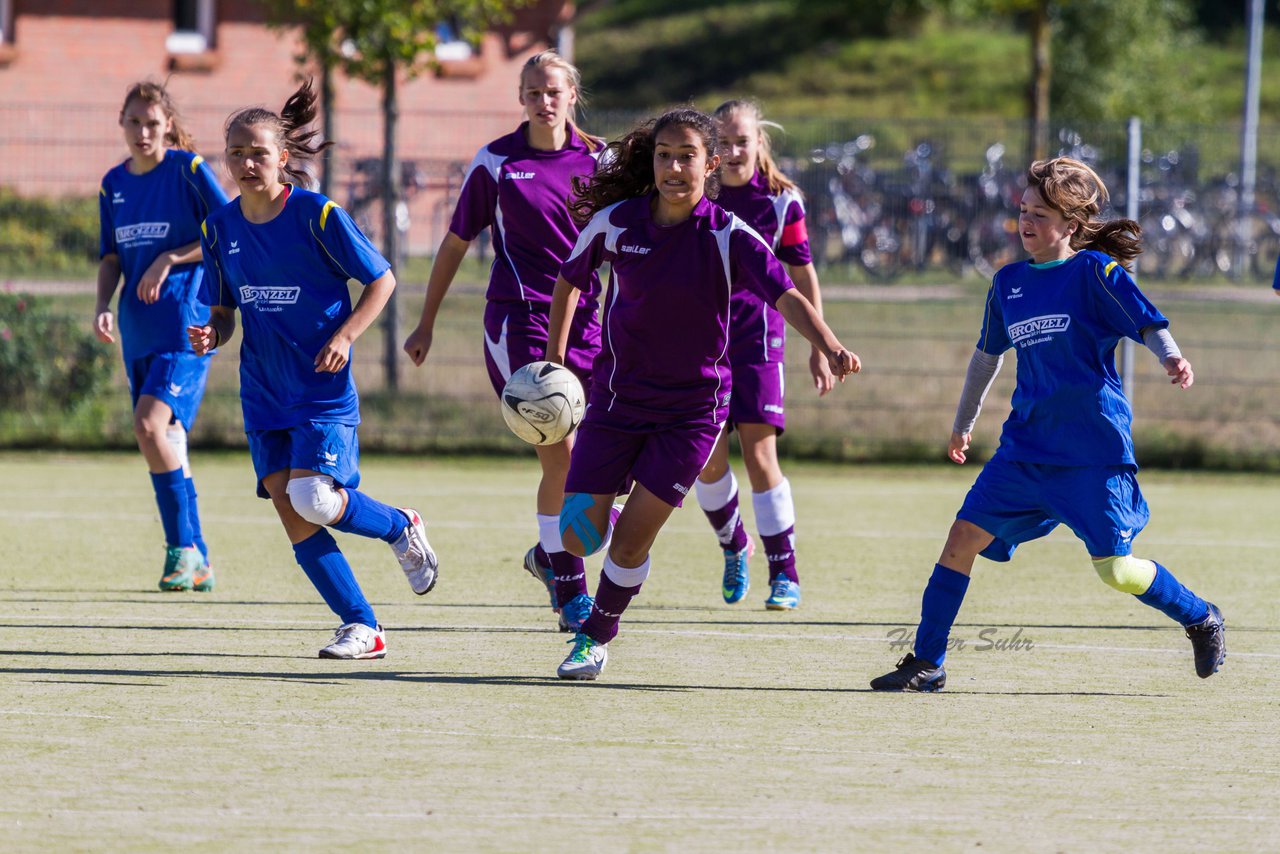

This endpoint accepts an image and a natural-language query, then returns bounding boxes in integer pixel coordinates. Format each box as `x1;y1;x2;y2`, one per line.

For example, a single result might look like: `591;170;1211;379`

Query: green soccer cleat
158;546;202;592
191;561;216;592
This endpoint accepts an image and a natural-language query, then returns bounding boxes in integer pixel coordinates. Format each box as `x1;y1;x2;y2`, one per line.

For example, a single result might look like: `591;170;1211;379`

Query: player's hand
137;256;172;304
810;345;835;396
1163;355;1194;389
187;324;217;356
402;324;434;366
948;431;971;465
94;309;115;344
828;348;861;381
315;333;352;373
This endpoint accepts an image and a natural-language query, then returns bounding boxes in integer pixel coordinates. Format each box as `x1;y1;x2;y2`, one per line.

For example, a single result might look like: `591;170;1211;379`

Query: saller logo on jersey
114;223;170;242
619;244;651;255
1008;314;1070;344
239;286;302;305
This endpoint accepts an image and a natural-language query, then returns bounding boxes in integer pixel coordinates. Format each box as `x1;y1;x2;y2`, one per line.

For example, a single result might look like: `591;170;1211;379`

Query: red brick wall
0;1;570;251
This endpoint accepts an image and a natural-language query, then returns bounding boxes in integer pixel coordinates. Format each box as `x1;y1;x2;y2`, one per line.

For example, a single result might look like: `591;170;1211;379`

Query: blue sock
914;564;971;666
150;468;194;548
1136;563;1209;626
331;488;407;543
185;477;209;563
292;529;376;628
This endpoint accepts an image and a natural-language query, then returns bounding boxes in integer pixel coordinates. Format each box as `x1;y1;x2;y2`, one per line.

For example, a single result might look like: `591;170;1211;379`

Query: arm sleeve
197;220;234;309
952;348;1004;434
1141;325;1181;362
559;210;613;290
448;149;499;241
98;184;115;259
313;202;392;285
731;223;795;306
1091;257;1168;340
774;195;812;267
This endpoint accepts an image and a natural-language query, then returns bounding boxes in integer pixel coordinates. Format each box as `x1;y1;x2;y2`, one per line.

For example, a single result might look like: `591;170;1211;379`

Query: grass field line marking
0;615;1277;658
3;709;1275;778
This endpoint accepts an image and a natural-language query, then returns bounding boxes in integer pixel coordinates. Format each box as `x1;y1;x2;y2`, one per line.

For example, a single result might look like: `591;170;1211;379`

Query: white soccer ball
500;361;586;446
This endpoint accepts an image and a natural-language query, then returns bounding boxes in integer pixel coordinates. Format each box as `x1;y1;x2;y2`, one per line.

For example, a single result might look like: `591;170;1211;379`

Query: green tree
262;0;531;390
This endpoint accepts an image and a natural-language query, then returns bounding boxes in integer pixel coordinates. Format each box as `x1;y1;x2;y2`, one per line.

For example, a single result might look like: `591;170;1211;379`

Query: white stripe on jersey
769;188;805;252
726;214;778;363
465;145;527;300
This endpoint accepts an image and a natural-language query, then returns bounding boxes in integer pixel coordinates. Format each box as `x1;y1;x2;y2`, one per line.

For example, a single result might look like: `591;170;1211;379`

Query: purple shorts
565;406;723;508
126;350;211;432
728;360;786;433
482;300;601;397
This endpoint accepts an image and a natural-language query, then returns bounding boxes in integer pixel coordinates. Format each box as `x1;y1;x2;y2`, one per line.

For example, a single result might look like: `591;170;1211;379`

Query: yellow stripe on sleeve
1104;260;1118;277
320;200;338;230
190;154;204;173
201;221;207;239
99;186;106;197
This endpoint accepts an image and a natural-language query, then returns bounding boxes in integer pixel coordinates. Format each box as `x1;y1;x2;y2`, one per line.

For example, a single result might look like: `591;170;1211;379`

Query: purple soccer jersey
714;171;811;366
559;193;796;425
450;122;603;307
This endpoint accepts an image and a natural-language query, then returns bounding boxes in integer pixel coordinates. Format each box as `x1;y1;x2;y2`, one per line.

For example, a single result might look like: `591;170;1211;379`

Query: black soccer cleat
870;653;947;692
1185;602;1226;679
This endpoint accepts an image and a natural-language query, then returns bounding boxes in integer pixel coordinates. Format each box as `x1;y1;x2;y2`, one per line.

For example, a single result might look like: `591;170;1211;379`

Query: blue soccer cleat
765;577;801;610
721;541;752;604
557;593;594;633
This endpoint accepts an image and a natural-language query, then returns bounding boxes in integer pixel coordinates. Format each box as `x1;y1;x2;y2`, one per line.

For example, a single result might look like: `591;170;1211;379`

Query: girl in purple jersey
95;81;228;593
403;50;604;632
546;108;861;680
695;99;834;611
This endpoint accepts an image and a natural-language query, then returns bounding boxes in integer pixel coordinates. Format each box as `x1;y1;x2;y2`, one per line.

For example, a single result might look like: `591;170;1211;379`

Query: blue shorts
246;422;361;499
126;351;211;431
956;454;1149;561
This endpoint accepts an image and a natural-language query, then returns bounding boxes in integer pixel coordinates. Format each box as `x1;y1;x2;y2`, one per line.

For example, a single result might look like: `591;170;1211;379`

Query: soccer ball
500;361;586;446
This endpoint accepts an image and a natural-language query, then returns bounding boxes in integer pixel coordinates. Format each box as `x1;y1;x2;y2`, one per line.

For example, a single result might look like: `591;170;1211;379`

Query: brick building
0;0;576;251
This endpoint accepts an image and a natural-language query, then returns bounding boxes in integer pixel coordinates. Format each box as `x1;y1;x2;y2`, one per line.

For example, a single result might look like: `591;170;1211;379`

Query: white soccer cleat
557;632;608;680
392;508;438;595
318;623;387;660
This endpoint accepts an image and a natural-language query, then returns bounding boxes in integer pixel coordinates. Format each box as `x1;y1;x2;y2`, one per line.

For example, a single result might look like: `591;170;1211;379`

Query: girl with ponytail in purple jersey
403;50;605;632
547;108;861;680
695;99;833;611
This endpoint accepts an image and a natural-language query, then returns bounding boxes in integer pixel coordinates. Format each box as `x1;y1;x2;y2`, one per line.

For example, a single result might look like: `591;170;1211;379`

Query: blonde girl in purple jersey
695;99;834;611
403;50;605;632
546;108;860;680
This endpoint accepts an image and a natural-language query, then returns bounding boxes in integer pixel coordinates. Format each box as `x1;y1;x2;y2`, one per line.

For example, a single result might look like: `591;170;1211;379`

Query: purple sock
551;551;588;605
580;571;642;644
761;527;798;584
703;493;749;552
534;543;551;569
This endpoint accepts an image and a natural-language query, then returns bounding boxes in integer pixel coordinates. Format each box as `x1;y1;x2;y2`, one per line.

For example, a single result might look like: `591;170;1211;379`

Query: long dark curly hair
570;108;720;226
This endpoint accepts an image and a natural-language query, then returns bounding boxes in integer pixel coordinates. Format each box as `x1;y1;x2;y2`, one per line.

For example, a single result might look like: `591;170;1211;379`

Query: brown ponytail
1027;157;1142;269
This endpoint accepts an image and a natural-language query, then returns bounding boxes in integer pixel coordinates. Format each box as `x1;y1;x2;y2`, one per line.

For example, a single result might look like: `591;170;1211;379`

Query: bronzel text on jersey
1008;314;1070;346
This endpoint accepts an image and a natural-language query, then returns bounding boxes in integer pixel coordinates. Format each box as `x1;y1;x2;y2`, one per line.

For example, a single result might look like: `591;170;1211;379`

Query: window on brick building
167;0;215;54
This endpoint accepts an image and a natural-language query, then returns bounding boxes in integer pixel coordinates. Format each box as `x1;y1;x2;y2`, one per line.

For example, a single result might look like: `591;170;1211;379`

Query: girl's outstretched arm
774;288;860;380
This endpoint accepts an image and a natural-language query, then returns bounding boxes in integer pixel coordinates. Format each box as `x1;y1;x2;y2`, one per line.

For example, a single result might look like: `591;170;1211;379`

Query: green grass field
2;452;1276;850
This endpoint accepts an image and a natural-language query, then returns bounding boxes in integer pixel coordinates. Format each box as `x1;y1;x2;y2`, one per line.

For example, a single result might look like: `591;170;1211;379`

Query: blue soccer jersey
98;150;229;363
977;250;1168;466
198;187;391;431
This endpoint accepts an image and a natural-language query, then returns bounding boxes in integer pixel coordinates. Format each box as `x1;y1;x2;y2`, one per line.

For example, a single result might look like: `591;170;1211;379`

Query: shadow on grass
0;664;1169;697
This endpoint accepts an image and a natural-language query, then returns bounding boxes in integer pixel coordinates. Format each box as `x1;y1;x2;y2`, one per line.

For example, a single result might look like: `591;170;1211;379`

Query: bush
0;292;114;415
0;189;99;277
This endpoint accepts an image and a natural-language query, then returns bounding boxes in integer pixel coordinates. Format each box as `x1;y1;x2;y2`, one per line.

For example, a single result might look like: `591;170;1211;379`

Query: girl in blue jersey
695;99;834;611
95;81;229;592
547;109;860;680
871;157;1225;692
188;81;438;660
402;50;605;632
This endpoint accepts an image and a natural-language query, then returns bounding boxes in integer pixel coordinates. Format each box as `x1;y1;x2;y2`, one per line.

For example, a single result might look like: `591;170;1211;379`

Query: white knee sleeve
287;475;344;526
1091;554;1157;595
603;554;651;588
695;469;738;512
752;478;795;536
538;513;564;553
165;425;191;476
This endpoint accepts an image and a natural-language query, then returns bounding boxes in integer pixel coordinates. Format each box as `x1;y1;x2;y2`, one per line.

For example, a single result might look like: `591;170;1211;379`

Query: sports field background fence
2;108;1279;465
